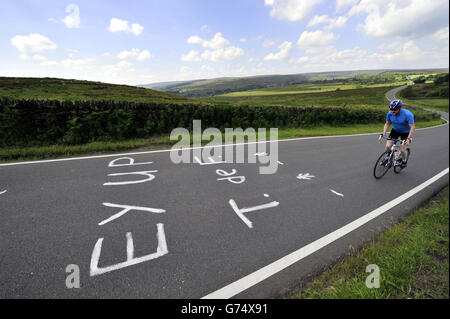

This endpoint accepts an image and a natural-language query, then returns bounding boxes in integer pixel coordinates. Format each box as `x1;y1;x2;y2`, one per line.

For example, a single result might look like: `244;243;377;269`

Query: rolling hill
140;69;448;98
140;70;388;97
0;77;204;104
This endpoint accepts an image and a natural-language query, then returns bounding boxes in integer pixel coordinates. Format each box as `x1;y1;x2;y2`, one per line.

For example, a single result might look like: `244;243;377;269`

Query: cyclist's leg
385;140;392;152
399;144;407;161
399;132;409;161
385;129;398;152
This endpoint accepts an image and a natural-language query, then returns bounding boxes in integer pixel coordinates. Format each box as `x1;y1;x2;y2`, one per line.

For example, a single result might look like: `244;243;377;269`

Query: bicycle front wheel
373;151;391;179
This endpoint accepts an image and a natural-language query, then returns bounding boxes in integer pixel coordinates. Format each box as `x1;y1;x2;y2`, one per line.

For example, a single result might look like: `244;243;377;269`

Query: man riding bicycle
380;99;415;168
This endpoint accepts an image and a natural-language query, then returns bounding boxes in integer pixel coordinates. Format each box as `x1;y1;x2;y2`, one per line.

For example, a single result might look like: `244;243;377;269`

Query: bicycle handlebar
378;135;406;145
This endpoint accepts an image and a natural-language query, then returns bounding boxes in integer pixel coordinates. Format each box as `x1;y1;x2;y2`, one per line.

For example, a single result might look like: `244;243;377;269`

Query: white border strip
202;167;449;299
1;120;447;167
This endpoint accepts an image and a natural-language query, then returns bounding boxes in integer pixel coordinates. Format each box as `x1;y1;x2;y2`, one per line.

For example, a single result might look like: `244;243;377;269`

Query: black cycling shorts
389;129;409;140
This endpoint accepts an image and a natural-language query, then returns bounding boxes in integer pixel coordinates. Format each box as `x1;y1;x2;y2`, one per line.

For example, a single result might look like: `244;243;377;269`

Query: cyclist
380;99;415;168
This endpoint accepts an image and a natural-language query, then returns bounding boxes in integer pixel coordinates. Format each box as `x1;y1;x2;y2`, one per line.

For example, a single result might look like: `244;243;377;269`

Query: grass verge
286;186;449;299
0;119;445;163
403;98;449;113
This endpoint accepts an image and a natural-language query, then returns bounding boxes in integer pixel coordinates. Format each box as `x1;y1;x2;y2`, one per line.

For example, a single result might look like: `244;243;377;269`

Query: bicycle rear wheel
394;148;410;174
373;151;392;179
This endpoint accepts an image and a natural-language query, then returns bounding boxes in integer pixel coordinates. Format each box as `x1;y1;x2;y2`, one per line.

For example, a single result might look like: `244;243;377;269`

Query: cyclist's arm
407;124;415;140
405;124;415;146
382;122;390;137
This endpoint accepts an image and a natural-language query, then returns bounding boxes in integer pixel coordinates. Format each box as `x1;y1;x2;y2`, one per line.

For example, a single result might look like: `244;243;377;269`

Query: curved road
0;86;448;299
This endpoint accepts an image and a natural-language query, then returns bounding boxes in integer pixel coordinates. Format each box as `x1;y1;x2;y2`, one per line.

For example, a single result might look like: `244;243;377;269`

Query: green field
0;77;210;105
211;85;398;109
397;81;449;112
403;98;449;113
218;81;407;97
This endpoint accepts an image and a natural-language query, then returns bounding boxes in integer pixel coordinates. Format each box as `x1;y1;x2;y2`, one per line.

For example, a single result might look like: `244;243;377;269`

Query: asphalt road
0;88;448;299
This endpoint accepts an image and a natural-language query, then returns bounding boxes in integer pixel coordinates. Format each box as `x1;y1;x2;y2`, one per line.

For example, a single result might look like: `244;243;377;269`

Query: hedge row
0;97;439;146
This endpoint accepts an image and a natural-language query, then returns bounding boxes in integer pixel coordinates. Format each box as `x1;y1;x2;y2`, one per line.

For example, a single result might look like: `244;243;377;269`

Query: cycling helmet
389;99;402;111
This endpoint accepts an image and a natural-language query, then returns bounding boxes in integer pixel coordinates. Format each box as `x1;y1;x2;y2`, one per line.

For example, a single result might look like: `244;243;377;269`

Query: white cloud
307;15;330;27
40;61;59;66
297;30;337;48
294;41;447;72
19;54;29;60
117;48;152;61
433;27;449;42
62;58;94;70
296;56;310;63
62;4;80;29
181;50;202;62
131;24;144;36
307;15;347;29
201;65;214;72
264;41;292;61
369;40;422;62
335;0;358;12
108;18;144;36
11;34;57;53
349;0;449;39
108;18;129;32
240;38;247;43
200;46;244;62
265;0;323;22
185;32;244;62
103;61;134;74
118;48;140;59
187;32;230;49
32;54;47;62
295;46;369;69
262;39;276;47
137;50;152;61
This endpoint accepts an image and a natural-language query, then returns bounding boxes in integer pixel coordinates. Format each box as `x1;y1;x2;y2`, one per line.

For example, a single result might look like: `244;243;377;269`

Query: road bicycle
373;136;410;179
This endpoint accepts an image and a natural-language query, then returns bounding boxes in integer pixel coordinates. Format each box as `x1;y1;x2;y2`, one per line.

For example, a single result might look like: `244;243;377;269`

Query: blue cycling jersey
386;109;414;133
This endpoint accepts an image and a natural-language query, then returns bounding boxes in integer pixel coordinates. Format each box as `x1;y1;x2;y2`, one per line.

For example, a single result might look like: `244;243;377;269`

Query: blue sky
1;0;448;85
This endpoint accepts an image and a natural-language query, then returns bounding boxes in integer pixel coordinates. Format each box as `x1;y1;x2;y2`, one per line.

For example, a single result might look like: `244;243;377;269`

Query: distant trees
413;76;426;84
434;73;449;84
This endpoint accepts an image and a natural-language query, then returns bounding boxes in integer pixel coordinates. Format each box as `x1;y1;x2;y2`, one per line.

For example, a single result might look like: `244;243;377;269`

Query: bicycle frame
379;136;406;166
387;138;405;166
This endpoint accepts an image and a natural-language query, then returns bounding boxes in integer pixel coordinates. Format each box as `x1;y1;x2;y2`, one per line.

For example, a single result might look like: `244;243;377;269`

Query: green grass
403;98;449;113
218;82;407;97
0;119;445;163
0;77;210;105
287;186;449;299
210;86;398;109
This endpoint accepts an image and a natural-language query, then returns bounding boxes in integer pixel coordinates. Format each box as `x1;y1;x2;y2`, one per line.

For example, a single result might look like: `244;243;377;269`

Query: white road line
330;189;344;197
201;167;449;299
0;190;6;195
